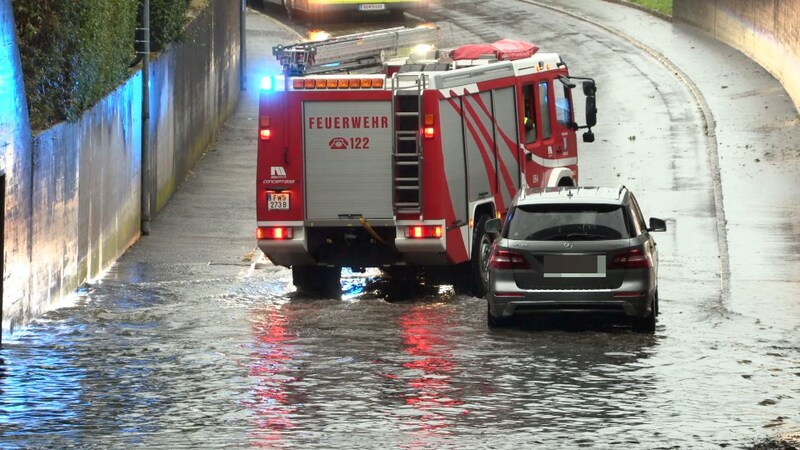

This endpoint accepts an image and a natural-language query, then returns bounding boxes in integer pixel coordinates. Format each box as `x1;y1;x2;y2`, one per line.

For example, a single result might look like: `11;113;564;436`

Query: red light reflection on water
399;306;465;433
247;308;300;445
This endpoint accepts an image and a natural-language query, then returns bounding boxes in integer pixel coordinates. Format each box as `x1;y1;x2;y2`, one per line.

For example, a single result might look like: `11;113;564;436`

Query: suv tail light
489;249;530;270
609;248;651;269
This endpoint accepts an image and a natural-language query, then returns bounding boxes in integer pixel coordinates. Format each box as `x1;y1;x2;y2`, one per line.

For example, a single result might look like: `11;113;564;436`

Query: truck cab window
554;82;573;126
538;81;552;140
522;84;537;144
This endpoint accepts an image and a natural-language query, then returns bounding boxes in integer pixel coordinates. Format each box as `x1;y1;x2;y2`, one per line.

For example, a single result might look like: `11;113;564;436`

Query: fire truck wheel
292;265;315;291
469;214;492;298
283;0;297;22
292;265;341;296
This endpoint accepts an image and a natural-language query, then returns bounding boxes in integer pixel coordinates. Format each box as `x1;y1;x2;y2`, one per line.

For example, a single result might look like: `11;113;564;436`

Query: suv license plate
268;193;289;210
359;3;386;10
543;255;606;278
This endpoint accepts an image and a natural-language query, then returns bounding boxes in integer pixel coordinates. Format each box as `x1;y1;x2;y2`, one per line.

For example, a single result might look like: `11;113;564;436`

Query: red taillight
489;249;530;270
405;225;442;239
256;227;293;240
260;116;270;140
423;114;435;139
609;248;651;269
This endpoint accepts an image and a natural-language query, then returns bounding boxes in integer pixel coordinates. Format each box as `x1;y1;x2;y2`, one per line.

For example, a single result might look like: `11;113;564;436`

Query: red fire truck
256;26;598;296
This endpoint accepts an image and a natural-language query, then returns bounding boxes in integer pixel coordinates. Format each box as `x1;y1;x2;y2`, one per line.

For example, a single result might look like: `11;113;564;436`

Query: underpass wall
674;0;800;113
2;0;242;336
152;1;242;210
1;0;33;339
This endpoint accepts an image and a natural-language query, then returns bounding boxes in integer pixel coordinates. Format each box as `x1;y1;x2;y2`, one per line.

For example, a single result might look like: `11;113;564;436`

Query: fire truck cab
256;26;598;296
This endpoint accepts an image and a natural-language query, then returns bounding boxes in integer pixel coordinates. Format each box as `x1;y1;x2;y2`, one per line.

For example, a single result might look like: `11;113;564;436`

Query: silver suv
484;186;666;332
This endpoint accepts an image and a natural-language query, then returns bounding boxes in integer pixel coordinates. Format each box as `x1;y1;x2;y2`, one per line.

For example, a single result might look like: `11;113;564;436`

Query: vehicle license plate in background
268;193;289;210
359;3;386;10
544;254;606;278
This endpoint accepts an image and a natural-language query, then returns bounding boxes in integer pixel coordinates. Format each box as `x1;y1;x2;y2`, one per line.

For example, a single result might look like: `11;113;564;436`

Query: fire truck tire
284;0;297;22
390;9;406;20
292;265;341;295
469;214;493;298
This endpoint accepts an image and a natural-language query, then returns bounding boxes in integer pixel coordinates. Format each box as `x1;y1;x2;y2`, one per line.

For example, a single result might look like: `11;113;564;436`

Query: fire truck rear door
303;101;394;220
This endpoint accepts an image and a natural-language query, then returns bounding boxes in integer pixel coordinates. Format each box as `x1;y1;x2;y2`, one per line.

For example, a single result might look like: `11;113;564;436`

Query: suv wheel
468;214;492;297
487;304;510;328
632;293;657;333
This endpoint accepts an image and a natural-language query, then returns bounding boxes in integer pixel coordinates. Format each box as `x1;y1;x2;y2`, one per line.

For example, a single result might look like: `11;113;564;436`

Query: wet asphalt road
2;1;800;448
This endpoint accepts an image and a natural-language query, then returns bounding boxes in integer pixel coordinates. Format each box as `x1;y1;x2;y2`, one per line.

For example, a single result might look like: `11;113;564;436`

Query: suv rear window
504;203;633;241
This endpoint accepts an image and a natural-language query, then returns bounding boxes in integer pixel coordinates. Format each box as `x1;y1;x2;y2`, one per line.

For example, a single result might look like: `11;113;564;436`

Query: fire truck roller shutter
438;97;469;229
490;87;521;207
303;101;394;220
462;91;496;204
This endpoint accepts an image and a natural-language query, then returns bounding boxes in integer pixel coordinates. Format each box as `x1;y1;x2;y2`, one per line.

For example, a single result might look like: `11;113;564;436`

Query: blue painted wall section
2;0;241;336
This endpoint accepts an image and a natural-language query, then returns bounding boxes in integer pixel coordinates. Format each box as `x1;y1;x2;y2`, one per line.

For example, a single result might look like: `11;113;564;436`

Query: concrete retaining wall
2;0;242;336
1;0;34;335
674;0;800;112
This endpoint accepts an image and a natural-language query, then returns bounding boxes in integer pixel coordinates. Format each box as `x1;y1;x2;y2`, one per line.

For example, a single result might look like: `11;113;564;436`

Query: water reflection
397;305;465;436
474;328;661;442
247;306;302;446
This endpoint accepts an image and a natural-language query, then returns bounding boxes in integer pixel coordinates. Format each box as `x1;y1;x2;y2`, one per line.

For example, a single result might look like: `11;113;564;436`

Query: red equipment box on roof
449;39;539;61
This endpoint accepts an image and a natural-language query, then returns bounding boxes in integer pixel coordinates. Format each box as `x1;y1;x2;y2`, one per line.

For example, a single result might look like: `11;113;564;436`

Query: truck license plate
268;193;290;210
359;3;386;10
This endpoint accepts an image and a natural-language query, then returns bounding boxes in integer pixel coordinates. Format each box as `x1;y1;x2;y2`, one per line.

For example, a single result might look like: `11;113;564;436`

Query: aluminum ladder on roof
273;26;439;76
391;72;426;216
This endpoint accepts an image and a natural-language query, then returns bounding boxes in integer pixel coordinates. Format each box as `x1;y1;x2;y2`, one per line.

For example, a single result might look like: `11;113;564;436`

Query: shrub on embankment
12;0;191;131
627;0;672;16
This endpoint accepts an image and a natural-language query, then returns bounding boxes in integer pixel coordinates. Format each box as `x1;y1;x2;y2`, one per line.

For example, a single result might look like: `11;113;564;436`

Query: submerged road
1;1;799;448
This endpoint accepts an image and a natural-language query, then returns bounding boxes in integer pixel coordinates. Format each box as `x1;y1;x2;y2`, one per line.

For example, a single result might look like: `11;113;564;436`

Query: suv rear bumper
487;289;654;319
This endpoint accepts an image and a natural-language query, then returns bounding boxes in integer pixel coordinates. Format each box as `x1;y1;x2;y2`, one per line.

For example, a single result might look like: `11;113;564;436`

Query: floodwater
3;1;800;448
1;265;798;448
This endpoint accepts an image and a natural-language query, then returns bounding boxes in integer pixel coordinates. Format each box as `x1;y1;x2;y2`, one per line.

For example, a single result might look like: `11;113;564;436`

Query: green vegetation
626;0;673;16
13;0;195;131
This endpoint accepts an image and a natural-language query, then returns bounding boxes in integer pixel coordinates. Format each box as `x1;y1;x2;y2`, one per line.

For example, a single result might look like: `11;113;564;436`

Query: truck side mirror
585;95;597;128
558;75;576;89
582;80;596;97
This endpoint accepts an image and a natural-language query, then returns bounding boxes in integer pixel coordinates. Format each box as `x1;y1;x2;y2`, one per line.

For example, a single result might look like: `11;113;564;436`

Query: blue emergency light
260;76;274;91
